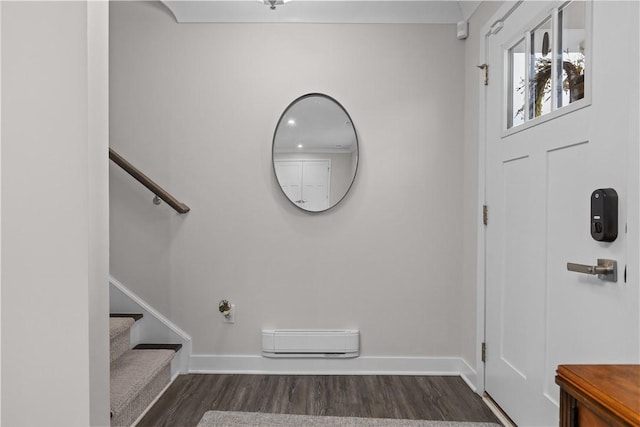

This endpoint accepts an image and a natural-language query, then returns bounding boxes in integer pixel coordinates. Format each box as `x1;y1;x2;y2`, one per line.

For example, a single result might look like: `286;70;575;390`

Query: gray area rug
197;411;502;427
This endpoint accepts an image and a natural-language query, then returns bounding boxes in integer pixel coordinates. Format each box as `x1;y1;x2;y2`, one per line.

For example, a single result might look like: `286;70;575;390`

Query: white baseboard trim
458;358;478;392
190;355;477;379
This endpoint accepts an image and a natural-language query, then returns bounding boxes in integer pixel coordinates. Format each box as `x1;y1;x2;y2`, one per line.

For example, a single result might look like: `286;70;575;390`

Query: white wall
87;1;111;425
110;2;467;366
0;3;3;420
2;2;109;426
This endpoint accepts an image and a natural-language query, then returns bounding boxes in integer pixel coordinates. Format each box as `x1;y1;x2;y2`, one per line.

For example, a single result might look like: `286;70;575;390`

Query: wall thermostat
591;188;618;242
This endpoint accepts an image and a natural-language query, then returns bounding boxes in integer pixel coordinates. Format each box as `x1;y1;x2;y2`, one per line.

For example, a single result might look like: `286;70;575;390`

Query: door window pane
508;39;526;129
559;1;586;107
504;3;588;130
530;18;553;119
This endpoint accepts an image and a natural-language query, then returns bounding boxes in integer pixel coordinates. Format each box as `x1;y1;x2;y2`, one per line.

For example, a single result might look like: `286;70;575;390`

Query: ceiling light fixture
260;0;291;10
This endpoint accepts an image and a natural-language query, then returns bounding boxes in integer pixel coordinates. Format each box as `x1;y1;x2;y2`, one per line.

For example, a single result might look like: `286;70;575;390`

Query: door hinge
481;342;487;363
483;205;488;226
477;64;489;86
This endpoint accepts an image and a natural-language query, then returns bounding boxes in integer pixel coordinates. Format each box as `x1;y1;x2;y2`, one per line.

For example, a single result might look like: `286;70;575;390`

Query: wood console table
556;365;640;427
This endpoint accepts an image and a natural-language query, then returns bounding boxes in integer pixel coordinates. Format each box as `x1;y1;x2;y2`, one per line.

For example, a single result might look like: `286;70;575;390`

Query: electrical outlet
223;304;235;324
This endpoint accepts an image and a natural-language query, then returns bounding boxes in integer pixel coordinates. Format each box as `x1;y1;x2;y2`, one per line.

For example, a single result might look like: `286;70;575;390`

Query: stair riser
110;330;131;363
111;364;170;427
109;317;136;363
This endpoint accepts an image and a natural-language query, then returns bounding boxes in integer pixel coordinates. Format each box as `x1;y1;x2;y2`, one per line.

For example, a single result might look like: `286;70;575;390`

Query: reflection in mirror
273;94;358;212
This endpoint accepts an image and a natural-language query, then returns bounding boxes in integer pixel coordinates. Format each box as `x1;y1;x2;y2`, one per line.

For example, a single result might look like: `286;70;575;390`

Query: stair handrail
109;148;190;214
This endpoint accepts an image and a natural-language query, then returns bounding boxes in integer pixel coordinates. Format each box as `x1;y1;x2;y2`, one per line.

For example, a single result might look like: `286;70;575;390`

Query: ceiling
161;0;482;24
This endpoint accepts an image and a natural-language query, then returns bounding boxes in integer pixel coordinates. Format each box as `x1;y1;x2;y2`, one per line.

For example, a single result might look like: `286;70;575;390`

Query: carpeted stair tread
133;343;182;352
110;349;174;419
110;313;143;322
109;317;135;340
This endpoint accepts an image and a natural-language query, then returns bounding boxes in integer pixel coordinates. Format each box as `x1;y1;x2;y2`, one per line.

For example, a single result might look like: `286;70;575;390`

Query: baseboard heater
261;329;359;358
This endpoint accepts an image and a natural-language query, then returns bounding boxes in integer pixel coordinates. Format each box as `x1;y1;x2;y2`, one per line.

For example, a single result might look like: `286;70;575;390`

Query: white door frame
474;1;525;395
475;0;640;398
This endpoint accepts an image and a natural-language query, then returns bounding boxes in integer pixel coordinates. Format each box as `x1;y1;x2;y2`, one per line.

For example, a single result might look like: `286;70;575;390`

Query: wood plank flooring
137;375;501;426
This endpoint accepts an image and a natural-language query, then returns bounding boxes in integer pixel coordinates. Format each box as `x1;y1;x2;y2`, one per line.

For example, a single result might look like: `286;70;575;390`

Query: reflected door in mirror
274;160;330;211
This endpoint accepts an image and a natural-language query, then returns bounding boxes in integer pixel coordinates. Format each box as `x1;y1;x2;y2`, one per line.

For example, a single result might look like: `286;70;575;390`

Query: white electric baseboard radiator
261;329;359;358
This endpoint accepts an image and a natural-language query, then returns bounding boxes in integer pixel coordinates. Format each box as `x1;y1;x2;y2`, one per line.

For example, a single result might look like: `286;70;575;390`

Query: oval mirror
272;94;359;212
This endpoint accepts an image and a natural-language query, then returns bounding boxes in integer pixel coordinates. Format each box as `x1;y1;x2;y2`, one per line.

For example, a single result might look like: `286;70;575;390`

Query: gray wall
2;1;110;426
110;2;469;360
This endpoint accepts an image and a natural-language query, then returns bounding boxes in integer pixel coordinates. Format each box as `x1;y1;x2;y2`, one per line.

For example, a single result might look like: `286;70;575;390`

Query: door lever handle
567;259;617;282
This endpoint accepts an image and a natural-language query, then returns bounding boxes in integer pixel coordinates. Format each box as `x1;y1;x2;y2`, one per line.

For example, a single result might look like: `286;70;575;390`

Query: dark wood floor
137;374;501;426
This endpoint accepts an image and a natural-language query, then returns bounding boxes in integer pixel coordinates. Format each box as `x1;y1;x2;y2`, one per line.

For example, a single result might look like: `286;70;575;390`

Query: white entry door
484;2;639;426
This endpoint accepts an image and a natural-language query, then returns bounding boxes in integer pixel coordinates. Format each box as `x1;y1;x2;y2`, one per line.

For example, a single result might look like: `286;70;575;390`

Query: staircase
110;313;182;426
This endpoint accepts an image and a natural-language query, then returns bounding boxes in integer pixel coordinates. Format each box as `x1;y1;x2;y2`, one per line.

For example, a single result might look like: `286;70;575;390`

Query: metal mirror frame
272;93;359;213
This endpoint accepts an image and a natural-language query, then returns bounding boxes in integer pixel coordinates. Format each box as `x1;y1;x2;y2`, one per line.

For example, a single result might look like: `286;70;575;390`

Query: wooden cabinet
555;365;640;427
